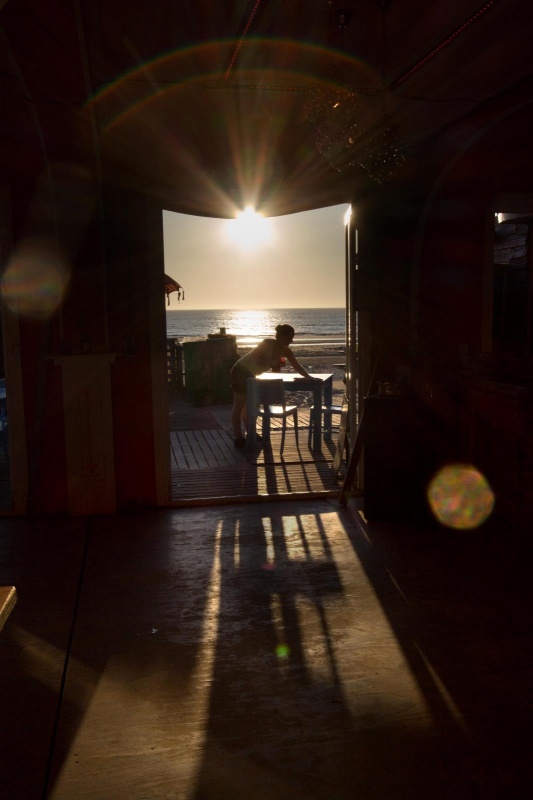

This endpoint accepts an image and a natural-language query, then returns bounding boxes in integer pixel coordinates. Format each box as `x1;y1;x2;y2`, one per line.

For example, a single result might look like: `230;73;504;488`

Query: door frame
0;185;29;514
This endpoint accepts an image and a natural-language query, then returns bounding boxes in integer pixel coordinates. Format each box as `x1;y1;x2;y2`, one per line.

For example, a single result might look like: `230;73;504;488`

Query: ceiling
1;0;532;218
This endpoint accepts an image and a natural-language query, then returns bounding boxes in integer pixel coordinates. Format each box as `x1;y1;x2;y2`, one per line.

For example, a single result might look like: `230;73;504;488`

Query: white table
245;373;333;452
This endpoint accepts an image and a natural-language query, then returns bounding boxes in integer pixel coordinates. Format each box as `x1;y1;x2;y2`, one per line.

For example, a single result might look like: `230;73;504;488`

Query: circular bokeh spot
427;464;495;530
1;238;70;319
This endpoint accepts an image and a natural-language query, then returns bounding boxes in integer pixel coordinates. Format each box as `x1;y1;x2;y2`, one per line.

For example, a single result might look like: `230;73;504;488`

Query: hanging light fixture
305;0;411;183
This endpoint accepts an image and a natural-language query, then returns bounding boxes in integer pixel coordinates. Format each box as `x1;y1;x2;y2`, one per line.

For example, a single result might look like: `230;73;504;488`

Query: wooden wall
359;91;533;519
5;177;166;514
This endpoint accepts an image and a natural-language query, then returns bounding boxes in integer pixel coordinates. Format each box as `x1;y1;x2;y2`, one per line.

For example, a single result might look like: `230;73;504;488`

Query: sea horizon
166;307;346;349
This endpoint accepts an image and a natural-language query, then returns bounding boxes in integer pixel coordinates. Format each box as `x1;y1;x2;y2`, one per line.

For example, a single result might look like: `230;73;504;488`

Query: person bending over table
230;324;319;448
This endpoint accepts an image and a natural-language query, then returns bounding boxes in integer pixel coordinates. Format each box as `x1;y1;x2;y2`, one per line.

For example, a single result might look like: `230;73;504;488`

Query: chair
307;403;343;447
256;380;299;454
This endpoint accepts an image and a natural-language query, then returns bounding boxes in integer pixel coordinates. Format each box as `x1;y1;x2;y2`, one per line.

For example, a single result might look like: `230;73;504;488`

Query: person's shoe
234;437;246;449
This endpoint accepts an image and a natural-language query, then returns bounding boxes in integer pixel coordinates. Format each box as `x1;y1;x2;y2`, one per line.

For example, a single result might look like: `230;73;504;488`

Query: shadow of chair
256;379;299;455
307;402;343;447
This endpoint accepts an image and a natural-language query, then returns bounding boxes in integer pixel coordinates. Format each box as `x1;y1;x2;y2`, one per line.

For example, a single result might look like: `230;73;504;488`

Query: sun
225;207;272;250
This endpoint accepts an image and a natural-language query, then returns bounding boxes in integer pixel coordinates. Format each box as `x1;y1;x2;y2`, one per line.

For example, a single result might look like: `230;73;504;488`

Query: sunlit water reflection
166;307;345;349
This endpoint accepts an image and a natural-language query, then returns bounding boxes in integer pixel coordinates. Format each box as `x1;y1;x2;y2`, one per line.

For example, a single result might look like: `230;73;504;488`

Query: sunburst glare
225;207;272;251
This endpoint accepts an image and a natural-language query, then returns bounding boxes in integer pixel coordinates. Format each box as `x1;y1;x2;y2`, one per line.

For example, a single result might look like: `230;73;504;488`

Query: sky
163;203;349;310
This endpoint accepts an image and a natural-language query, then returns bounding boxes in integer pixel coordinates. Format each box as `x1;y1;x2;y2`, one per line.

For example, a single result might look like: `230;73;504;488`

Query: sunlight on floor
46;506;472;797
52;522;224;798
10;624;100;703
299;511;434;729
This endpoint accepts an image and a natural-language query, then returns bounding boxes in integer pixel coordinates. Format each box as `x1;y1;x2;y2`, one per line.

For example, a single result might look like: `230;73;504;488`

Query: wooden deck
169;401;347;503
0;392;349;512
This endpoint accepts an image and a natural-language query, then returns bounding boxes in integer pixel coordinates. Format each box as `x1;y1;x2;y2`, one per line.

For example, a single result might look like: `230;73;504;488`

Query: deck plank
185;430;210;469
203;431;232;467
168;388;347;502
170;433;188;470
170;461;342;501
170;429;345;501
176;431;202;469
190;431;219;467
205;429;243;466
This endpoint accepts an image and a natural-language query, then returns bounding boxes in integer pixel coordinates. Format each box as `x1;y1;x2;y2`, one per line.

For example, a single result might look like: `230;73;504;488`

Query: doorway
162;205;350;503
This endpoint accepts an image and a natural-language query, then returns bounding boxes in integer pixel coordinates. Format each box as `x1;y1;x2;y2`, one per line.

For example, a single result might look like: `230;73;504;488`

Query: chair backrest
256;379;286;408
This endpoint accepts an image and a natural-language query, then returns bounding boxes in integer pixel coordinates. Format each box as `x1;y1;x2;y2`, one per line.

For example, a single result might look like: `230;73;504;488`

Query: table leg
311;383;322;451
323;377;333;439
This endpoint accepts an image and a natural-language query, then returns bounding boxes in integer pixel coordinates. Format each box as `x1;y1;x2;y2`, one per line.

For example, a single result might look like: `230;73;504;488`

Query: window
492;212;533;357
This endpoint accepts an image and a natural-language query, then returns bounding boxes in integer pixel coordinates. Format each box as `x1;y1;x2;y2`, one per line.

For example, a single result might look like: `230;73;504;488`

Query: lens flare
226;207;272;250
1;239;70;318
427;464;495;530
276;643;290;659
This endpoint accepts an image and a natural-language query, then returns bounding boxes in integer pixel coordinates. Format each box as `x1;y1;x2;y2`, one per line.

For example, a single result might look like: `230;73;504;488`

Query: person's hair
275;324;295;339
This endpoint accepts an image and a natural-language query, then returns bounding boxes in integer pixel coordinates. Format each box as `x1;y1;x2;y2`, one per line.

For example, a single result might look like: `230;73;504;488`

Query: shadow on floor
1;499;532;798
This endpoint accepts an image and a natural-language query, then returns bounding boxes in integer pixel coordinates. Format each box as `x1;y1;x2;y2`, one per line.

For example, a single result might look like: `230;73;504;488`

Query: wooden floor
2;503;531;798
0;395;348;511
169;402;347;503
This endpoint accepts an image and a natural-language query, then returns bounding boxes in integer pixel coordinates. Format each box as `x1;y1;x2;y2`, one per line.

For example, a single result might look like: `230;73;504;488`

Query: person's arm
283;347;318;379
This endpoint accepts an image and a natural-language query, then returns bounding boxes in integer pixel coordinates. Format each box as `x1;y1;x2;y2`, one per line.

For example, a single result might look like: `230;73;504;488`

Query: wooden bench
0;586;17;633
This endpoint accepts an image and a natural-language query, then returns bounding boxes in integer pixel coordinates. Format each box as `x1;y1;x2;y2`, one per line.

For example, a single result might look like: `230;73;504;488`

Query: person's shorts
230;363;253;395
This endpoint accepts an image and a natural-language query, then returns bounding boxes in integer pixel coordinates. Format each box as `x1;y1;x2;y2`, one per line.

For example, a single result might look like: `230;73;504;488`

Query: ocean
166;308;345;351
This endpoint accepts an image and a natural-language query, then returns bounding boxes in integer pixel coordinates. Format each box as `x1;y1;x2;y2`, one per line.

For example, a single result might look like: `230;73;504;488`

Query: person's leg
240;391;262;443
232;392;246;441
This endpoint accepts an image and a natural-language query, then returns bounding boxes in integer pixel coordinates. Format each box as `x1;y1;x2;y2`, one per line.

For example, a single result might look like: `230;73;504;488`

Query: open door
344;205;358;437
343;203;376;494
